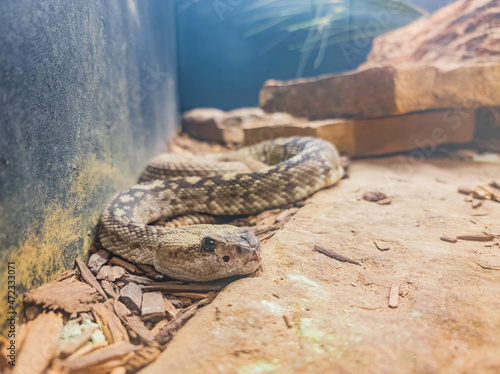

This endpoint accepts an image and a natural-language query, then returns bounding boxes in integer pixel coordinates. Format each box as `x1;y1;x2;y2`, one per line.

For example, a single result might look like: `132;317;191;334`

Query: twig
313;245;361;265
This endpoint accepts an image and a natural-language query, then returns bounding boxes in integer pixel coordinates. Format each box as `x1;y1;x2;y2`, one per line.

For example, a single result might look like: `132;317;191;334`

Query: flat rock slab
182;107;301;144
140;156;500;374
244;109;475;156
259;64;500;120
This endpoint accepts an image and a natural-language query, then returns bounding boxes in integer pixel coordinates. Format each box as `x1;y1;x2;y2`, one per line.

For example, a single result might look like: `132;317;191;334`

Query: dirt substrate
140;154;500;374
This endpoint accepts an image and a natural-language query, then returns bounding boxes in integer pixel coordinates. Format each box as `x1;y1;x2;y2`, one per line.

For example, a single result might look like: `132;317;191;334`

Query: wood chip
389;283;400;308
275;207;299;222
164;295;184;309
119;282;143;314
440;235;458;243
362;191;387;202
109;367;127;374
88;249;111;274
24;276;105;314
101;280;119;299
136;264;165;281
110;300;155;345
142;282;223;293
76;258;108;300
92;303;130;344
376;198;392;205
490;181;500;190
313;245;361;265
457;234;495;242
96;266;126;282
59;326;97;358
15;312;63;374
109;257;141;274
154;305;198;345
121;273;155;285
472;199;484;209
124;345;162;372
141;291;166;320
163;297;179;319
52;342;139;374
169;292;210;300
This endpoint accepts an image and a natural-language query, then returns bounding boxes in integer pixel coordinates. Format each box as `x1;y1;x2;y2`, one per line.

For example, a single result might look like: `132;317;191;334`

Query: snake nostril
223;256;230;262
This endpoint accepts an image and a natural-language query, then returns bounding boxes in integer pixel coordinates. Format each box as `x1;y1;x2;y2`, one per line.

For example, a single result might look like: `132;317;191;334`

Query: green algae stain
0;154;129;334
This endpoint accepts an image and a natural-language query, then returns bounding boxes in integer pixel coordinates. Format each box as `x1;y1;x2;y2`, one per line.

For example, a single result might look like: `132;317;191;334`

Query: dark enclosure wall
0;0;178;330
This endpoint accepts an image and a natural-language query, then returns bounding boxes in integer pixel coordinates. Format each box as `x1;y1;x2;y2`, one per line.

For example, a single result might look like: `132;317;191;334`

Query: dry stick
457;234;495;242
143;283;224;292
313;245;361;265
76;258;108;299
59;326;97;357
388;283;400;308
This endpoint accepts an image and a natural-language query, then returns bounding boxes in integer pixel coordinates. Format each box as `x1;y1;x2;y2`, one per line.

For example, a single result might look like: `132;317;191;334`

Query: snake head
201;230;261;267
154;226;262;282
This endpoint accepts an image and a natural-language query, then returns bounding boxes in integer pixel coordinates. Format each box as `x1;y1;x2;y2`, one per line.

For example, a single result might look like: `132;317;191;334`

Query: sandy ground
140;154;500;374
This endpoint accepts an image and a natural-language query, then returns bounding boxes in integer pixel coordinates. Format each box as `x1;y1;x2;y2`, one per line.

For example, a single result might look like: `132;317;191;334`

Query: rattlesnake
99;137;344;282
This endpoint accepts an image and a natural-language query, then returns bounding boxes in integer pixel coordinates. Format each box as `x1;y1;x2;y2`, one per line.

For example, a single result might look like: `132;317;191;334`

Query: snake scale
99;137;344;282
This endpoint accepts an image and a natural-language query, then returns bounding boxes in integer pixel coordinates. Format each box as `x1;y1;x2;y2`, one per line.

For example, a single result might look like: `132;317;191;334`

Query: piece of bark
96;266;126;282
14;312;63;374
76;258;107;300
440;235;458;243
389;283;400;308
472;199;484;209
457;234;495;242
314;245;361;265
55;269;78;282
121;273;154;285
24;305;42;321
67;341;107;360
136;264;165;281
141;291;166;320
110;300;155;345
170;292;210;300
124;345;162;372
377;198;392;205
164;295;184;309
142;282;223;293
109;257;141;274
24;276;105;314
119;282;143;314
88;249;111;274
59;326;96;358
275;207;299;222
362;191;387;202
163;297;178;319
490;181;500;190
92;303;129;344
154;305;199;345
101;280;119;299
109;367;127;374
52;342;139;374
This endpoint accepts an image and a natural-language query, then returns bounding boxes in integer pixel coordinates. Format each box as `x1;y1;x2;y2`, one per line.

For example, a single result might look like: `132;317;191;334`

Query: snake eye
202;237;216;252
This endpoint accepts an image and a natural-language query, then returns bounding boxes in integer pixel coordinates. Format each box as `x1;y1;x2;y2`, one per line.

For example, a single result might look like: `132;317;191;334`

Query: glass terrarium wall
0;0;178;332
176;0;454;112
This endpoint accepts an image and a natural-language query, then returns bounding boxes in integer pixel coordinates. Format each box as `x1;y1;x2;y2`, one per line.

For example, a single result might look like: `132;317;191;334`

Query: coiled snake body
99;137;344;282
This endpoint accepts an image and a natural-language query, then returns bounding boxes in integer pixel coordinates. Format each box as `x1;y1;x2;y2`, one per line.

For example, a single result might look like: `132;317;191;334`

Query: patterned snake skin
99;137;344;282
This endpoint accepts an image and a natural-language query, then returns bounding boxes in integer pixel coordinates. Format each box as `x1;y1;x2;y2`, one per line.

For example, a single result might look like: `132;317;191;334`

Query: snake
99;137;344;282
